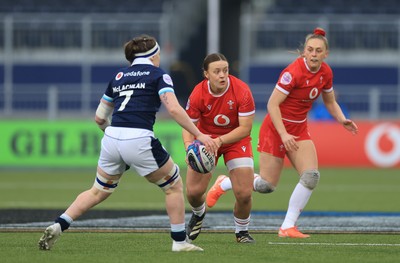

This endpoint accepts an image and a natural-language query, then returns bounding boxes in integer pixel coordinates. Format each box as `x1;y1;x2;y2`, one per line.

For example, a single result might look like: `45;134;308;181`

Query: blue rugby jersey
102;60;174;131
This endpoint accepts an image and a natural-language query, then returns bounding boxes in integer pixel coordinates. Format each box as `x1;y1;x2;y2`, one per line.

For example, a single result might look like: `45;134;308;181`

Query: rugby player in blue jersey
38;34;218;252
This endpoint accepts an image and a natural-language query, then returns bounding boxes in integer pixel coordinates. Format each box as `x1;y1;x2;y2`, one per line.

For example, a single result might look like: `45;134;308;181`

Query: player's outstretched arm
160;91;218;153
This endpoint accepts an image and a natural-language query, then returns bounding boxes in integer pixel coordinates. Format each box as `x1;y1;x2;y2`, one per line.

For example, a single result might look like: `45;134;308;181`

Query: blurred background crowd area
0;0;399;121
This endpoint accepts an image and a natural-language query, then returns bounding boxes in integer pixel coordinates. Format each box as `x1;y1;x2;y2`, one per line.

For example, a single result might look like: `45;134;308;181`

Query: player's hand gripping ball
186;140;215;174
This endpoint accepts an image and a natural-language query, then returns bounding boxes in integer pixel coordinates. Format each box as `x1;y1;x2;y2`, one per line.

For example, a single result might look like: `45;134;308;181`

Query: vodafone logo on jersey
365;123;400;167
115;72;124;81
214;114;230;126
309;87;319;99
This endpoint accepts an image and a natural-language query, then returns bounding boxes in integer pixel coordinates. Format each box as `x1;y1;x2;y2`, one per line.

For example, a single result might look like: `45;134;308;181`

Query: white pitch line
268;242;400;247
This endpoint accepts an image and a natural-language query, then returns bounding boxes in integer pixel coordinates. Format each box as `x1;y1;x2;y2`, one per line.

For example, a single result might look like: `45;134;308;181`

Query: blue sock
55;213;73;232
55;217;69;231
171;231;186;242
170;223;186;242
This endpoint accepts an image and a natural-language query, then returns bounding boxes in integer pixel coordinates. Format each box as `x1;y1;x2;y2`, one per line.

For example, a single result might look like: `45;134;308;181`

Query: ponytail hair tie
313;27;326;36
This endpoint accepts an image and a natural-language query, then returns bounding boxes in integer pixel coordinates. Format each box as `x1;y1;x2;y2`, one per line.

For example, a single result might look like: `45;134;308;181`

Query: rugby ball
186;140;215;174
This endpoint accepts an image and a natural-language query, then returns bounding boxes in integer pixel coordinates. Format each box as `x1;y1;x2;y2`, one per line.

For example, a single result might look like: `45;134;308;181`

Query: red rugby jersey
186;75;255;136
275;57;333;122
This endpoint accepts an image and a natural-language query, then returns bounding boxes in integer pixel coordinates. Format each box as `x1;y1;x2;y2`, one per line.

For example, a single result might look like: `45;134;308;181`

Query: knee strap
155;164;181;191
94;172;120;193
299;169;320;190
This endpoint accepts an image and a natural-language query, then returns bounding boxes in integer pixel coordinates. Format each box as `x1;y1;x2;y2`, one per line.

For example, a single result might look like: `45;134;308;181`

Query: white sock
253;173;261;191
281;183;312;229
171;223;185;232
220;177;232;191
60;213;73;224
219;173;260;191
234;215;251;233
192;203;206;217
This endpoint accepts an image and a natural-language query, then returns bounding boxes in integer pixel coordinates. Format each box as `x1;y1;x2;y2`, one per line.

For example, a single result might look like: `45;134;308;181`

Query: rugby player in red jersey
207;28;358;238
183;53;256;243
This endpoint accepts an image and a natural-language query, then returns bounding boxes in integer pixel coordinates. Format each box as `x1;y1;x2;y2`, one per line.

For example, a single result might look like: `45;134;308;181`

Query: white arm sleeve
96;101;113;130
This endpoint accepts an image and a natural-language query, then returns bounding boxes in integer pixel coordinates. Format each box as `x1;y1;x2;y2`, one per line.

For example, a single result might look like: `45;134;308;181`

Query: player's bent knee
254;176;276;194
299;169;320;190
155;164;181;192
93;172;120;193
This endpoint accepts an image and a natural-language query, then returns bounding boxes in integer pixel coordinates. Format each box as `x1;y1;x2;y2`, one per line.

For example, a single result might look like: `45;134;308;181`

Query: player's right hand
196;133;218;155
281;133;299;152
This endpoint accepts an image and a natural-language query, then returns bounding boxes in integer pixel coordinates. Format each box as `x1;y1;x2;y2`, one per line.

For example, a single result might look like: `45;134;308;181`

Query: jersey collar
132;57;154;66
207;77;230;97
303;57;321;73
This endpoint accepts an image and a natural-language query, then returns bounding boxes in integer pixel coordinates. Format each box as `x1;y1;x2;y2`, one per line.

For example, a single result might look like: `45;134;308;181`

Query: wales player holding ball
183;53;256;243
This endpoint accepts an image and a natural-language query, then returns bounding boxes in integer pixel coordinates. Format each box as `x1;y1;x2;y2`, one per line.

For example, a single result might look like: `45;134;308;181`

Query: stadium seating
265;0;400;15
0;0;166;13
0;0;399;119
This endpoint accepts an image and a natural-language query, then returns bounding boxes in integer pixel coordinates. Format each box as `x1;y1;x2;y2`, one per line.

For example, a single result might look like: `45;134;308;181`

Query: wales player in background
206;28;358;238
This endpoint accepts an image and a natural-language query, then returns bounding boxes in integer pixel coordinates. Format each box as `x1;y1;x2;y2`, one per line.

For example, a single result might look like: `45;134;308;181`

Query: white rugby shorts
98;127;170;176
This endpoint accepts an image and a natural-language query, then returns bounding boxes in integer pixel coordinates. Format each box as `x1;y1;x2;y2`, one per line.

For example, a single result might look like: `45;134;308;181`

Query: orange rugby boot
278;226;310;238
206;175;228;208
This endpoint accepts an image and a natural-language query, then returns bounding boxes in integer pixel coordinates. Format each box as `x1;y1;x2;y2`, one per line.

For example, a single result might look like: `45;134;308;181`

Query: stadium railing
1;12;400;120
239;13;400;120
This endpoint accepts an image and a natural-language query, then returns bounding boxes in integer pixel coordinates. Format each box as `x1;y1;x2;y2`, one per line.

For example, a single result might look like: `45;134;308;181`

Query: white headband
135;42;160;58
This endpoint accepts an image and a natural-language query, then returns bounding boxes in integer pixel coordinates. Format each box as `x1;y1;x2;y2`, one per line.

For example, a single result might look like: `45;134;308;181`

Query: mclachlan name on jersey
112;83;145;93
